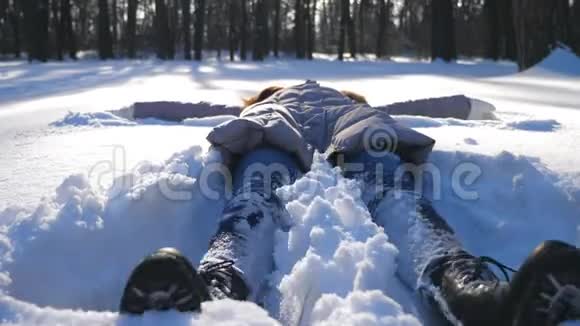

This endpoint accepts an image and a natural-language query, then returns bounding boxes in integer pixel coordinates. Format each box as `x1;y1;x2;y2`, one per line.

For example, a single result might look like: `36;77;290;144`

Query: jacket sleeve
373;95;474;120
326;105;436;165
130;101;241;121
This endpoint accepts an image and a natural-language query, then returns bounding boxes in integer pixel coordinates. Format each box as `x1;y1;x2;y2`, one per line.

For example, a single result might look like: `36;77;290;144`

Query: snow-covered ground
0;49;579;325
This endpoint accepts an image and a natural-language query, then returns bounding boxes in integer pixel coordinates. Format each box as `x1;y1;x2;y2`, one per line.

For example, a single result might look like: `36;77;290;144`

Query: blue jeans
200;148;300;300
340;150;462;292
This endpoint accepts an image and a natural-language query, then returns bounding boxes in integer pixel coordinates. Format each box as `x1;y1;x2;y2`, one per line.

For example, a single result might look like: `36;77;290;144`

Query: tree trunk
484;0;499;60
273;0;280;57
347;0;356;58
9;0;21;58
375;0;386;58
23;0;50;61
239;0;247;60
52;0;63;60
306;0;316;59
252;0;267;60
304;0;311;59
61;0;76;59
295;0;305;58
168;0;177;59
0;0;7;56
338;0;348;60
512;0;553;70
193;0;205;60
228;0;236;61
154;0;170;59
499;0;517;60
126;0;137;58
0;0;6;26
573;0;580;55
551;0;570;47
98;0;114;59
111;0;117;48
358;0;365;53
182;0;191;59
431;0;456;61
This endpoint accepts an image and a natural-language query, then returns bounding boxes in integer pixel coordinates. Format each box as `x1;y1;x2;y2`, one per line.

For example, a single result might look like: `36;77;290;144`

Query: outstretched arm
125;101;242;122
374;95;496;120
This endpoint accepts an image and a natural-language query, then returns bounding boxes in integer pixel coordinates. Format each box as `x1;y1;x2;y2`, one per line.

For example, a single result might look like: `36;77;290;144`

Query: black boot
421;249;511;326
119;248;252;315
119;247;211;314
505;240;580;326
423;241;580;326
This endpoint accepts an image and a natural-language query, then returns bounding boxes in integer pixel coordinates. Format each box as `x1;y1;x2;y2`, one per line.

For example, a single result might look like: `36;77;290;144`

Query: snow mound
0;146;223;314
272;154;420;326
0;295;279;325
530;47;580;75
0;149;420;325
51;111;137;127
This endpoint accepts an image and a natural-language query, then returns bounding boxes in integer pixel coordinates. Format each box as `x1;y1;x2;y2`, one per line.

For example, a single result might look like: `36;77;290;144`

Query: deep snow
0;49;580;325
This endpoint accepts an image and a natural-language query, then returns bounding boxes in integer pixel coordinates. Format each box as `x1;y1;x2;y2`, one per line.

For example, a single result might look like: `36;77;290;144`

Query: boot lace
477;256;518;282
199;259;249;300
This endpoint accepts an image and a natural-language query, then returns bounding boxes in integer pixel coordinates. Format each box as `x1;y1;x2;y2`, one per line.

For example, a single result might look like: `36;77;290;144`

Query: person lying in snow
118;81;580;325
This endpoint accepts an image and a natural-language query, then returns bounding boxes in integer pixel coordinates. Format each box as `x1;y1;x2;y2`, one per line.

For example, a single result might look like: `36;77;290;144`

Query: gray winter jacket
207;81;435;170
127;81;494;170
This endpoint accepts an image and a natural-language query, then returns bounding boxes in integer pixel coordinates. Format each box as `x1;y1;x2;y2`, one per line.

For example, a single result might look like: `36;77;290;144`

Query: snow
1;48;580;325
0;295;279;325
272;155;419;325
51;111;138;127
526;46;580;76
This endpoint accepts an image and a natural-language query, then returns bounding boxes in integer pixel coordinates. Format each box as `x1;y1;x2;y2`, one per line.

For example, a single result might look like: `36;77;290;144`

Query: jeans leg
340;151;509;325
339;151;463;286
200;148;300;301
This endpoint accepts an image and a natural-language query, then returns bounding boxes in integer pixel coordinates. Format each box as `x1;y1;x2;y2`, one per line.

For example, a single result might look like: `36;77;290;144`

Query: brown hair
340;90;368;104
243;86;285;109
242;86;368;109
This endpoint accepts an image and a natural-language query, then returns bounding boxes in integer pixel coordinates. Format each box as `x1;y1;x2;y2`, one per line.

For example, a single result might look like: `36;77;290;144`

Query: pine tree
295;0;306;58
10;0;21;58
273;0;280;57
498;0;517;60
347;0;356;58
154;0;169;59
228;0;236;61
23;0;50;61
551;0;570;47
306;0;317;59
338;0;348;60
239;0;247;60
193;0;205;60
182;0;192;59
513;0;553;70
573;0;580;55
112;0;118;48
376;0;387;58
126;0;137;58
61;0;76;59
431;0;456;61
98;0;114;59
52;0;63;60
484;0;499;60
